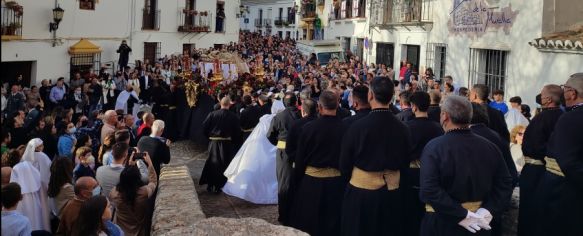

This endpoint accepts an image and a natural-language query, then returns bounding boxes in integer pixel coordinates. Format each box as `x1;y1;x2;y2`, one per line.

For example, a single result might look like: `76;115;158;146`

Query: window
287;7;294;24
286;31;291;39
426;43;447;79
468;49;508;93
143;42;161;65
356;38;364;60
142;0;160;30
183;44;195;56
278;31;283;38
80;0;95;10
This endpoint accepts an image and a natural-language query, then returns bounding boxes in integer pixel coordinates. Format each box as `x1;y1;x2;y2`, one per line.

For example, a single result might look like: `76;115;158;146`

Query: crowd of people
1;31;582;236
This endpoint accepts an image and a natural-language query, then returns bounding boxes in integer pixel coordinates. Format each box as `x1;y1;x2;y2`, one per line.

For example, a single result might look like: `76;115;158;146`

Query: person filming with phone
96;142;148;199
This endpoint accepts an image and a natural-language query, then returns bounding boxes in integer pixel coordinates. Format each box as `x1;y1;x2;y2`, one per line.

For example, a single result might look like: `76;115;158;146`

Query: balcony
264;19;272;28
372;0;433;29
142;8;160;30
178;8;211;33
1;4;23;41
275;17;291;27
301;3;317;20
254;19;263;27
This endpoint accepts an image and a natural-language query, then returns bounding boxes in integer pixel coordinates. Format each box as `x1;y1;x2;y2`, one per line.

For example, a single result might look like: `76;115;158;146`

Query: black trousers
276;148;293;225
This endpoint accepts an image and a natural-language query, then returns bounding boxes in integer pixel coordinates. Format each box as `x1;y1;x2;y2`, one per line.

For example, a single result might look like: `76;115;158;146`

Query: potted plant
6;22;21;35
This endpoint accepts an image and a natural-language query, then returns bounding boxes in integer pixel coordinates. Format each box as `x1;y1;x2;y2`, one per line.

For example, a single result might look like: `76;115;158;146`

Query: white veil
22;138;43;163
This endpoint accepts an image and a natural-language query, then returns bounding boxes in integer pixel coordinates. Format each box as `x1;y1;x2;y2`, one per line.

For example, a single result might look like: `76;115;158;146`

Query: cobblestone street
166;140;279;224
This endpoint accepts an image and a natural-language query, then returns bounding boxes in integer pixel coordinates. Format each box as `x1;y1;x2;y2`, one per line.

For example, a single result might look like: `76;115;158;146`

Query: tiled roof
529;26;583;54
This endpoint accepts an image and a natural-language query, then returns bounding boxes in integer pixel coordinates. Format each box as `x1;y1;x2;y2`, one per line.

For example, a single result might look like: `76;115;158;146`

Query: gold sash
425;201;482;213
349;167;400;191
544;157;565;177
276;141;286;149
242;128;254;132
305;166;341;178
209;137;232;141
524;156;544;166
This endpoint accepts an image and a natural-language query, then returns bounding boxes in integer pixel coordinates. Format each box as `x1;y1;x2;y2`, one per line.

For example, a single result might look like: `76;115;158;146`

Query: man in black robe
199;96;240;193
536;74;583;236
427;90;441;123
404;91;443;236
343;85;371;127
469;103;518;236
470;84;510;142
290;90;346;236
420;95;513;236
396;90;415;122
339;77;412;235
239;95;262;142
267;92;301;225
286;99;317;178
258;94;272;116
517;84;564;236
470;103;519;185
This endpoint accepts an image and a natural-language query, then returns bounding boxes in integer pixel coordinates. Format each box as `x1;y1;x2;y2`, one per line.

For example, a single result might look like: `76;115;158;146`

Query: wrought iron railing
254;18;263;27
142;8;160;30
302;3;317;19
264;19;272;28
1;6;23;38
275;17;289;27
388;0;432;24
178;8;211;32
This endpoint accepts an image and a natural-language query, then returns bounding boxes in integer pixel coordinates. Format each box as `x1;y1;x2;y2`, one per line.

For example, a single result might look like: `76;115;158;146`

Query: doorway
404;44;420;73
376;43;394;69
1;61;33;86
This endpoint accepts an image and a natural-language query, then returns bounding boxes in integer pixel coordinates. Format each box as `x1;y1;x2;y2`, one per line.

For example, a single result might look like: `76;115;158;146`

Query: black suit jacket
137;136;171;177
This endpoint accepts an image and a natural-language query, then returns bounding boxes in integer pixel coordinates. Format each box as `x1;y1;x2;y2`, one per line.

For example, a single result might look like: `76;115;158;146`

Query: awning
68;39;102;55
470;41;511;51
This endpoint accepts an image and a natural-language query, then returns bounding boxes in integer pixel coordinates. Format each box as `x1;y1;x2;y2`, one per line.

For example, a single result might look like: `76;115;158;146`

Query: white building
240;0;299;39
1;0;241;86
301;0;582;107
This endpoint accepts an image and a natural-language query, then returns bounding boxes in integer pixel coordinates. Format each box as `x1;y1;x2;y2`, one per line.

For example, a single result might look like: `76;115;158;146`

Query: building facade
301;0;582;107
1;0;241;86
240;0;300;39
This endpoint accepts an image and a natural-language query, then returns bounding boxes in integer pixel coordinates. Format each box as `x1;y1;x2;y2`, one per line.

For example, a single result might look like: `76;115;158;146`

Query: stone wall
151;166;205;236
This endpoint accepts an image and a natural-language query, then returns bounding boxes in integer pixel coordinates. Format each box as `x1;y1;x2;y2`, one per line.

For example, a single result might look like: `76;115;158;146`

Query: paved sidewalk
166;140;279;225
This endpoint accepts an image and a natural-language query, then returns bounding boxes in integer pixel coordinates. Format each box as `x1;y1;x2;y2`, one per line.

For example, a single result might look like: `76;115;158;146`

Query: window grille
468;48;508;93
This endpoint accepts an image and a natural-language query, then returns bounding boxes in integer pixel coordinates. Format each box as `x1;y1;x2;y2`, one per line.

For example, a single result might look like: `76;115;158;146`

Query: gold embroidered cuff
524;156;544;166
544;157;565;177
425;201;482;213
276;140;286;149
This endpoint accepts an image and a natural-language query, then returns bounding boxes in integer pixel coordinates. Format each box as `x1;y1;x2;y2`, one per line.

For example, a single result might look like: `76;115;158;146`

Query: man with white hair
536;73;583;236
137;119;171;178
419;95;513;235
101;110;118;143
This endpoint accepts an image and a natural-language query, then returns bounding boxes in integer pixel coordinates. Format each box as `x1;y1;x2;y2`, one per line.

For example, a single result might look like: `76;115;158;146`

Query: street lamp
49;5;64;47
49;5;64;32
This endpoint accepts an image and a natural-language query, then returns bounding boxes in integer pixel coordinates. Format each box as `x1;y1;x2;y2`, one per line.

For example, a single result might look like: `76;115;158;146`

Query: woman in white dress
222;100;285;204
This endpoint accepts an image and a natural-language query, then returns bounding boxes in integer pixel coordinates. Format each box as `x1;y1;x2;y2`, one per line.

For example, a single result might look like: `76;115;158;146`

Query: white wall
241;0;298;37
1;0;240;85
365;0;583;107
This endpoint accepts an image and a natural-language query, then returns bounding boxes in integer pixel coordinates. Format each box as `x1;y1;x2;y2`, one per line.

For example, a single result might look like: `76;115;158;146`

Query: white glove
476;208;493;229
458;211;484;233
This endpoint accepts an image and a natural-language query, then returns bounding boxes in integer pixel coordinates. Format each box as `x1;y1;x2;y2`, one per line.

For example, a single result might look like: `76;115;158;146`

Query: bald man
1;167;11;187
537;73;583;236
518;84;564;236
101;110;118;143
56;176;100;235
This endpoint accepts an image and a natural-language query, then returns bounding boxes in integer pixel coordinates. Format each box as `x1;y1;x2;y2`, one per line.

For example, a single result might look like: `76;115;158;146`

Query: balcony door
185;0;196;26
143;0;158;30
